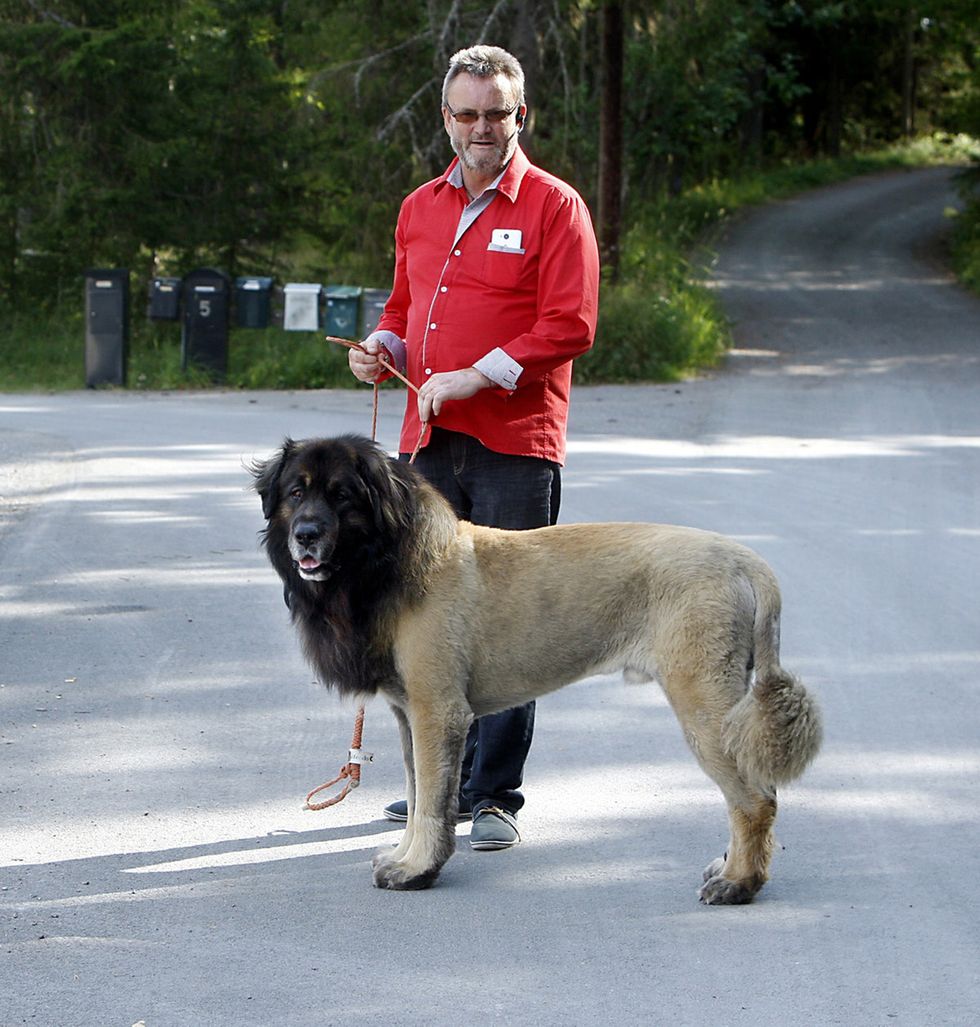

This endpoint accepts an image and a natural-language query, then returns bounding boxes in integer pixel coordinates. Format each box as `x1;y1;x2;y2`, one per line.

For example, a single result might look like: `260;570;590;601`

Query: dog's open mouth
295;555;330;580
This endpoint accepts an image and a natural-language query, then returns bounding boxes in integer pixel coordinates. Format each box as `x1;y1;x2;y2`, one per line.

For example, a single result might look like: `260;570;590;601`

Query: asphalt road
1;165;978;1026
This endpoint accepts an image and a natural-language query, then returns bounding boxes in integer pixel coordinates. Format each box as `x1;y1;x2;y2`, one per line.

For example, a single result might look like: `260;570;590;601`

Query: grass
2;134;977;393
0;307;366;392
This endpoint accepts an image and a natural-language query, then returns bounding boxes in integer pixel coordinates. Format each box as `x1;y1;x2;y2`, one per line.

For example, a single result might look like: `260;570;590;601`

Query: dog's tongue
299;557;321;571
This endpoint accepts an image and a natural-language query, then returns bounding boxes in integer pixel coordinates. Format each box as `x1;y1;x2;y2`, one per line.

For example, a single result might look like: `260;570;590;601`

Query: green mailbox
326;285;362;339
235;276;274;329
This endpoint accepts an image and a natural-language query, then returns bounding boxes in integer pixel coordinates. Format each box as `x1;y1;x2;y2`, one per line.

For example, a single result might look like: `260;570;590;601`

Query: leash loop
303;707;372;810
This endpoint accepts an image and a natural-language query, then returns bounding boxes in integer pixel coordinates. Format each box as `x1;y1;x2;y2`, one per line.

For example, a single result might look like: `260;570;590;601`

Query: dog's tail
721;568;823;789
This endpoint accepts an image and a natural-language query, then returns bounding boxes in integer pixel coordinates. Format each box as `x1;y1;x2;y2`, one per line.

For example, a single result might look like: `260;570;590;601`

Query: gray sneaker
382;797;473;823
469;806;521;851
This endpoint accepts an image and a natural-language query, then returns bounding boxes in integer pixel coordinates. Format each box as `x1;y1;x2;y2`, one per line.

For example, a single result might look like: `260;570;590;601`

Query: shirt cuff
473;348;523;391
365;330;406;374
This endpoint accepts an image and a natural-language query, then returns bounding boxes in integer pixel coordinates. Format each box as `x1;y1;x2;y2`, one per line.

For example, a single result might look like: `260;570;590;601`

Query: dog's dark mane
253;435;457;698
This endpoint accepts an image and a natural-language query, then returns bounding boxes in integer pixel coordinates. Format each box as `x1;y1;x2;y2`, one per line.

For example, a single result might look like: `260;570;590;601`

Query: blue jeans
402;427;561;815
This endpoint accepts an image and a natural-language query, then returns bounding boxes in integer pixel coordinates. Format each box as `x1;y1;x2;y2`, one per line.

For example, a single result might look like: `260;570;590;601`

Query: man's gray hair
442;45;525;106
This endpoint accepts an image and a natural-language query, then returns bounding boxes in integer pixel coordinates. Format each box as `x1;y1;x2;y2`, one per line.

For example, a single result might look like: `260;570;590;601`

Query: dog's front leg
372;698;471;891
372;704;416;875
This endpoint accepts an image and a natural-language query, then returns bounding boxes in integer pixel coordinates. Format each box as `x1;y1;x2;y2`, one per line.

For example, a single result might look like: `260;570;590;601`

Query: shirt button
454;249;461;256
429;322;437;329
425;368;433;375
440;286;448;293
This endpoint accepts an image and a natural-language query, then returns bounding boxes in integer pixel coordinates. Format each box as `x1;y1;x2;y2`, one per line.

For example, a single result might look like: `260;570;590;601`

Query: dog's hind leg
697;668;821;904
372;698;471;891
682;716;778;904
698;788;777;905
661;655;778;905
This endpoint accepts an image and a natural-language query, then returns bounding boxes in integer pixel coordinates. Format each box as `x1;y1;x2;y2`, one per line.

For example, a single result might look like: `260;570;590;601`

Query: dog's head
250;435;415;585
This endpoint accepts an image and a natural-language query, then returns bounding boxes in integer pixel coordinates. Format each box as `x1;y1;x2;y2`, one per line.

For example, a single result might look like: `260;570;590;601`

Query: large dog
252;435;821;901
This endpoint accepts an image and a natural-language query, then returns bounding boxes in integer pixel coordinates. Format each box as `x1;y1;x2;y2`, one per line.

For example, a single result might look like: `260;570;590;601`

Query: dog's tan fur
253;436;822;901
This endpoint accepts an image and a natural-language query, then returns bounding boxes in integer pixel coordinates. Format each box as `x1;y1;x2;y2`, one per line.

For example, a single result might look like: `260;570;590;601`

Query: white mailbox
283;282;323;331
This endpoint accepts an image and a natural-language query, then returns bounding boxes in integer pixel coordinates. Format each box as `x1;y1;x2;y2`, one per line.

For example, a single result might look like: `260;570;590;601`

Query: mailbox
181;268;231;378
149;276;181;321
283;283;323;331
84;268;129;387
326;285;362;338
235;276;274;329
359;287;390;338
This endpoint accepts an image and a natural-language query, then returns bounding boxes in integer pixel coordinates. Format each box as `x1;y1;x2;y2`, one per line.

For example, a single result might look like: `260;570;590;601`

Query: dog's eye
289;486;304;501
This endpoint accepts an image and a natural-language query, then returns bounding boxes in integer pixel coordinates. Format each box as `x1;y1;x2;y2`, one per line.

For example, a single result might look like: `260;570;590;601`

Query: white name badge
489;228;524;252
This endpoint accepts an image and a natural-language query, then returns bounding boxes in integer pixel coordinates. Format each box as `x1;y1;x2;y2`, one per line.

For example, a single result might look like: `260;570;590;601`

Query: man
349;44;599;851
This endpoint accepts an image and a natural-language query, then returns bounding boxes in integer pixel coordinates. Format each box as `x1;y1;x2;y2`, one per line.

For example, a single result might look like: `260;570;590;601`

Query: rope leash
325;335;428;461
302;335;429;810
304;705;372;810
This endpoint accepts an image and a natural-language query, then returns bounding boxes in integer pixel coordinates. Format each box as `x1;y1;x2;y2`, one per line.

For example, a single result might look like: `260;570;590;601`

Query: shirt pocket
481;247;527;290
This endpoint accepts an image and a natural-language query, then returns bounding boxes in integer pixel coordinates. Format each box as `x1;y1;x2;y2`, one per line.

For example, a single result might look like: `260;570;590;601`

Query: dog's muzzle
289;518;334;580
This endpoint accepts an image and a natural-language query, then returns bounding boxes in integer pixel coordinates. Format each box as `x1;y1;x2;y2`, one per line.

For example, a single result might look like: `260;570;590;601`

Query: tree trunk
597;0;624;280
902;6;917;137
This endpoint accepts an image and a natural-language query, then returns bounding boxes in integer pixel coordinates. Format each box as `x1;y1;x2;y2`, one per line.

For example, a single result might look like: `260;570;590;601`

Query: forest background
1;0;979;390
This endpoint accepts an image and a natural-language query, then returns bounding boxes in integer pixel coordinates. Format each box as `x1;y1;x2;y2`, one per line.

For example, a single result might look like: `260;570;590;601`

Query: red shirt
377;147;600;465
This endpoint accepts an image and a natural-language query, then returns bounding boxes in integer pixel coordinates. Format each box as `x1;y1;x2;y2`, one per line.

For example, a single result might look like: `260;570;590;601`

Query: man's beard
453;135;510;178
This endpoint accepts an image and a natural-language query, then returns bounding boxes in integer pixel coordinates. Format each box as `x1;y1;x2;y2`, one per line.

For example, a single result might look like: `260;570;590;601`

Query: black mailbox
149;276;182;320
181;268;231;378
84;268;129;387
235;276;274;329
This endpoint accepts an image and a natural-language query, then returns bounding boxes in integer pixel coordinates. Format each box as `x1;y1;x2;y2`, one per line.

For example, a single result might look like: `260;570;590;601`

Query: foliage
576;281;725;384
1;1;979;390
2;0;977;304
951;163;980;293
4;139;972;392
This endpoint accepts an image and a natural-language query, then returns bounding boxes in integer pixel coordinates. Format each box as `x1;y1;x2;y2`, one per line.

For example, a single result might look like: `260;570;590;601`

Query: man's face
442;72;524;181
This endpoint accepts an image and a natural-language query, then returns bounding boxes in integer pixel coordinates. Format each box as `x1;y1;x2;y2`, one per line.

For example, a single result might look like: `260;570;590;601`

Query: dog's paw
372;858;439;891
372;847;396;872
702;856;726;883
698;873;756;905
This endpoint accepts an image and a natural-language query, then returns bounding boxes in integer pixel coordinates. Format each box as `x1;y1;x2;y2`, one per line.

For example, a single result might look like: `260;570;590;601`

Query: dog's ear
355;442;414;537
250;438;296;520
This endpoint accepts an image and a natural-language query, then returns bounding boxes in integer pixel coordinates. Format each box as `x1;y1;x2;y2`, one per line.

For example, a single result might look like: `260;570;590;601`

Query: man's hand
417;367;492;422
348;337;389;383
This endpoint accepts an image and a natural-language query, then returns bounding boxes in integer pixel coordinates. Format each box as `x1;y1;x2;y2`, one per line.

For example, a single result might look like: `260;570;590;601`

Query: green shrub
951;161;980;293
577;282;727;384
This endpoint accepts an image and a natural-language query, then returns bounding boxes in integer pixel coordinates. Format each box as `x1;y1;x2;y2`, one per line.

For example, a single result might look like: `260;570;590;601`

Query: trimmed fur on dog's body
252;435;822;901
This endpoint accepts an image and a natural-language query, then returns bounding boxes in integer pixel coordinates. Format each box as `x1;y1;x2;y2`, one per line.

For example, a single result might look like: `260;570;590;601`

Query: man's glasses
444;102;520;125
